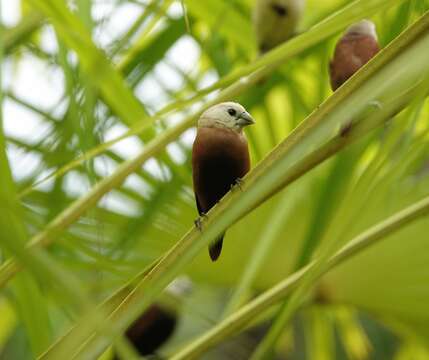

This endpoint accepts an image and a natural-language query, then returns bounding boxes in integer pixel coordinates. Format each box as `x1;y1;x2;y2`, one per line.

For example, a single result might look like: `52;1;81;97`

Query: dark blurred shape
271;3;289;17
114;304;177;359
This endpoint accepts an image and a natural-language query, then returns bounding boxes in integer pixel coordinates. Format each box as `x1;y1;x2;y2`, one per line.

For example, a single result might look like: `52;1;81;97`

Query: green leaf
28;0;149;126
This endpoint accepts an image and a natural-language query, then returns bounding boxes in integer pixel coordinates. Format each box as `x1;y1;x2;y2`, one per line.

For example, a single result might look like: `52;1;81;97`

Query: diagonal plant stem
40;11;429;359
172;194;429;359
117;0;175;70
3;12;45;55
0;0;398;288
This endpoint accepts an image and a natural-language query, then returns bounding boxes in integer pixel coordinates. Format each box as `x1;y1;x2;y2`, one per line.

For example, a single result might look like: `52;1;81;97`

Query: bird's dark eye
271;3;288;17
228;108;237;116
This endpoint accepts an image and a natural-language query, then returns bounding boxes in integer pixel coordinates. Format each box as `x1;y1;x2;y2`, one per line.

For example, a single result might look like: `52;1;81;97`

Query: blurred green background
1;0;429;359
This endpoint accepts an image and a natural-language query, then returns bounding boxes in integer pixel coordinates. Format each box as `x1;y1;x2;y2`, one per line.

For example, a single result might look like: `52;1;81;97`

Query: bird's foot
339;121;353;137
194;213;208;231
231;178;244;191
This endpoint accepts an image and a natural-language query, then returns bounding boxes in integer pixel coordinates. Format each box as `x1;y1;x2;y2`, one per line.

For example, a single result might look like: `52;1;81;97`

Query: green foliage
1;0;429;359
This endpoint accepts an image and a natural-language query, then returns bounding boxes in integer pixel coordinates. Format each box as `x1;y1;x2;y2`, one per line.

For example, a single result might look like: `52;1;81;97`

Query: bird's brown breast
330;34;380;91
192;127;250;214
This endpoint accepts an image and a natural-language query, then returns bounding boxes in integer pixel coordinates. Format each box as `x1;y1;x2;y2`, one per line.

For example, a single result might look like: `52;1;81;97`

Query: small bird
192;102;255;261
253;0;305;54
329;20;380;91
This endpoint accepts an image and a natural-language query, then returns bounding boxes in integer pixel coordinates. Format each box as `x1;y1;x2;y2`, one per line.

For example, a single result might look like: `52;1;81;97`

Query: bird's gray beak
237;111;255;127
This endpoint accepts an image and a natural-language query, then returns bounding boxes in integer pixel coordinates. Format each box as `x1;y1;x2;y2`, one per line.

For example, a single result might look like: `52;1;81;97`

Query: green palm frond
1;0;429;359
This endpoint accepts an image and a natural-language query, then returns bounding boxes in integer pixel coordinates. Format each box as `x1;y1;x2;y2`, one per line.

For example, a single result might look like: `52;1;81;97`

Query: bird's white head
198;102;255;132
346;20;378;41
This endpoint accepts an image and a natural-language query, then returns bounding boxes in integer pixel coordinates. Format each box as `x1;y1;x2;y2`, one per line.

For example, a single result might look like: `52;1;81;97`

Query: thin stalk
180;0;191;34
111;0;163;56
6;92;59;124
4;12;44;55
117;0;174;70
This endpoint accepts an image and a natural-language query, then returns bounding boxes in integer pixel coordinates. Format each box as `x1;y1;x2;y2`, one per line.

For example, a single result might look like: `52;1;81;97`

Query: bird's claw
194;213;208;231
231;178;244;191
340;122;353;137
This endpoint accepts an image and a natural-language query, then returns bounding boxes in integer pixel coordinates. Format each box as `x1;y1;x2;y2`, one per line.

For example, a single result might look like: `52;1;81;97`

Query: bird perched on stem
329;19;380;91
192;102;255;261
253;0;305;54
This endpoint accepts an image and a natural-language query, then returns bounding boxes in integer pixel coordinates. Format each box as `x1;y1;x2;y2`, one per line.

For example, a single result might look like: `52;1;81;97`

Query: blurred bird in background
121;304;177;359
115;278;192;359
329;19;380;91
253;0;306;54
192;102;255;261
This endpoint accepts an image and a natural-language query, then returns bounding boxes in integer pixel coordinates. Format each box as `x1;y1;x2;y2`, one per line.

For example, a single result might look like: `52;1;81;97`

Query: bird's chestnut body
192;128;250;213
330;20;380;91
192;102;254;261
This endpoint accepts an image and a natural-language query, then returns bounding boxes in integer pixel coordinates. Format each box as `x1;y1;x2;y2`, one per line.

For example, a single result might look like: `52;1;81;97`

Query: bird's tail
209;233;224;262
